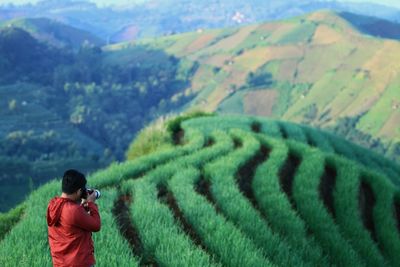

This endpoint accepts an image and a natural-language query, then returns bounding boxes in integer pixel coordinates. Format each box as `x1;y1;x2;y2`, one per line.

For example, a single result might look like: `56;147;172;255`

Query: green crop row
168;168;274;267
123;176;219;267
0;181;59;266
93;188;140;267
184;115;400;184
204;130;312;266
328;156;387;267
252;134;330;266
362;169;400;266
89;128;205;188
289;140;364;266
116;130;236;266
1;114;399;266
0;203;25;241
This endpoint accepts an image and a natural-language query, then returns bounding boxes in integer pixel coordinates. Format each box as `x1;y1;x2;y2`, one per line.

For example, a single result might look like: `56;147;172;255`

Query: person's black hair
62;169;87;194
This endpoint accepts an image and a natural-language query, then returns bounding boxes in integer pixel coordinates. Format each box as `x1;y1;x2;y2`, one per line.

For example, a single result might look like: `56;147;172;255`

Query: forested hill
0;25;197;212
0;17;104;49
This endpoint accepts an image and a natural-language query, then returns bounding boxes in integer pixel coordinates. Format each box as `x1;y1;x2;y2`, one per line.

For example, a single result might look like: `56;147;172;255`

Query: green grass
277;22;317;44
1;114;399;266
0;203;25;241
101;10;400;164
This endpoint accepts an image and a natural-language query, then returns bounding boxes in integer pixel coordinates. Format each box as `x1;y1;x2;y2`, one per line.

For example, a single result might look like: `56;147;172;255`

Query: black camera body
81;188;101;199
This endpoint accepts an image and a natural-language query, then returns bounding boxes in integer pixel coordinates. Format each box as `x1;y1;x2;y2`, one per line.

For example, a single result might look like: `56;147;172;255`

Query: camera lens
86;188;101;199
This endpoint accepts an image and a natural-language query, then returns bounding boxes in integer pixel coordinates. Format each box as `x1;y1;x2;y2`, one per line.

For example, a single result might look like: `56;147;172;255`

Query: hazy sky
336;0;400;8
1;0;400;9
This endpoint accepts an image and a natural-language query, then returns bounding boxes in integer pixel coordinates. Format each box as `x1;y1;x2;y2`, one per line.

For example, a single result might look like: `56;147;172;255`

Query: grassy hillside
0;114;399;266
107;10;400;162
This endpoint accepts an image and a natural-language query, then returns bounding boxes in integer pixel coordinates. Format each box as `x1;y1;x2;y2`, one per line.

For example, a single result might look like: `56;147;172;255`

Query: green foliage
204;130;313;267
289;141;364;266
93;189;140;266
0;203;25;241
0;29;198;211
253;135;328;265
328;156;388;267
166;111;215;136
246;71;274;88
1;114;400;266
169;168;273;267
0;27;71;84
125;121;173;161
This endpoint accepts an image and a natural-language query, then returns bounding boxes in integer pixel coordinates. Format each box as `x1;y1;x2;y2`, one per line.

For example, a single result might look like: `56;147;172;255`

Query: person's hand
87;191;96;203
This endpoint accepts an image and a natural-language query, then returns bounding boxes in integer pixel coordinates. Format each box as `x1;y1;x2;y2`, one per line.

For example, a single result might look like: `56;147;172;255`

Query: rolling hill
106;10;400;162
0;17;105;49
1;0;400;43
0;114;399;266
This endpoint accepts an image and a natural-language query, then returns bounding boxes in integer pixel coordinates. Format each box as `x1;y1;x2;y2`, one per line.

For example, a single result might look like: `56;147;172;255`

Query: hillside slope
0;114;399;266
1;0;400;42
0;26;196;212
107;10;400;162
0;17;104;49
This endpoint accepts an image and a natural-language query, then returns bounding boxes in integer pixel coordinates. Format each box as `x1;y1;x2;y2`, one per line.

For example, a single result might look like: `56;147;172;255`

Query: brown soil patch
304;131;317;148
244;90;279;117
278;153;302;208
251;121;262;133
237;145;270;209
205;138;215;147
359;181;378;242
204;54;232;67
195;176;221;213
279;124;289;139
157;185;208;251
257;22;283;33
270;45;304;60
112;195;158;266
207;25;258;52
234;47;272;71
173;129;185;145
318;165;337;218
313;25;343;45
233;138;243;149
267;23;296;43
278;59;301;81
185;33;218;54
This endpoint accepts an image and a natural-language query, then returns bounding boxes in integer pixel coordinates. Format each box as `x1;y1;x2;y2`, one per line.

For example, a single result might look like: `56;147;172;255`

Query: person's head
62;169;87;201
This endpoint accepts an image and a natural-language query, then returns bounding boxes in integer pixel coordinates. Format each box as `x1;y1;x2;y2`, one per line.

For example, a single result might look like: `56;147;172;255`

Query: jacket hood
47;197;73;226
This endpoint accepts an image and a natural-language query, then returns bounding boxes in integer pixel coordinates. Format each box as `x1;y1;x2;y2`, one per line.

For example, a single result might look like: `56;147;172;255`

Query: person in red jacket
47;169;101;267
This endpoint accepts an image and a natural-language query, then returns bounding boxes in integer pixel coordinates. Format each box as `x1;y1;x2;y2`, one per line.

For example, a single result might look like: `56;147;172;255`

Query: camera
81;188;101;199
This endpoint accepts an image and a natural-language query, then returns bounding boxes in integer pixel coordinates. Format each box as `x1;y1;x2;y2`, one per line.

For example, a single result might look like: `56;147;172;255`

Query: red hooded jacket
47;197;101;267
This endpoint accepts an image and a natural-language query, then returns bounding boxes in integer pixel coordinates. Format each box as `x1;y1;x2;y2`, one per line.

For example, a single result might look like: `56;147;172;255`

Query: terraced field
105;10;400;161
1;114;399;266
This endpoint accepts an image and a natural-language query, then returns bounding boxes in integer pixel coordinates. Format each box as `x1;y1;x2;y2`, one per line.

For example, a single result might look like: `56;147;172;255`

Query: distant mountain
0;26;71;84
107;10;400;163
339;11;400;40
0;0;399;43
0;17;105;49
